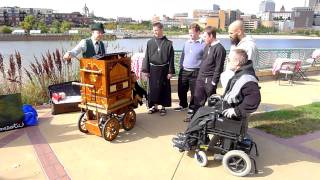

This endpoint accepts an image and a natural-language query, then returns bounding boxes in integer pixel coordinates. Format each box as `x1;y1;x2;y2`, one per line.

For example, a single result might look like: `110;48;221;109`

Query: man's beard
230;36;240;46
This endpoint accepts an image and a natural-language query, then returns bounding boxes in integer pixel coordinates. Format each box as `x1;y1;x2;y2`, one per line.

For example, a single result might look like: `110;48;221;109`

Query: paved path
1;75;320;180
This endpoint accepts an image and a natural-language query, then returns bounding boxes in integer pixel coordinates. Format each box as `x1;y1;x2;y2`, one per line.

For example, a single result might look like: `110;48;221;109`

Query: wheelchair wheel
102;117;120;141
194;151;208;167
78;111;88;133
122;109;136;131
222;150;252;177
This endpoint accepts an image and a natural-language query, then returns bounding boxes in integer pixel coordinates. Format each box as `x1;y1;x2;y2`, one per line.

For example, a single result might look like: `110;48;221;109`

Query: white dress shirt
69;37;102;57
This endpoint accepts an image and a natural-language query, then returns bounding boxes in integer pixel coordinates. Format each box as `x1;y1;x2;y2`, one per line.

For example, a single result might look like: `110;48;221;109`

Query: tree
60;20;71;33
304;30;310;35
105;22;117;30
252;25;277;34
21;15;36;33
224;26;229;33
0;26;12;33
37;20;48;33
51;20;61;33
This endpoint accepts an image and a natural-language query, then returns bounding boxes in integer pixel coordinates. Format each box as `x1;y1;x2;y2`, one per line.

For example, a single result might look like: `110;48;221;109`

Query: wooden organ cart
73;52;138;141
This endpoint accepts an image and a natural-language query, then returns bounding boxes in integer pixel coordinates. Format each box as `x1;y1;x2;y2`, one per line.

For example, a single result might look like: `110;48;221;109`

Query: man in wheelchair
172;49;261;152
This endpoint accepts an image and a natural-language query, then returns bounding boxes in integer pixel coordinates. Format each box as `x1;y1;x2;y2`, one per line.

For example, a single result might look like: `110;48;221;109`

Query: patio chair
278;61;297;85
308;57;320;67
311;49;320;66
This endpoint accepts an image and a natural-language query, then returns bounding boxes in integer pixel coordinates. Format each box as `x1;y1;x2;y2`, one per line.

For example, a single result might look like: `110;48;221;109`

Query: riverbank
0;34;75;41
1;33;319;41
174;34;320;39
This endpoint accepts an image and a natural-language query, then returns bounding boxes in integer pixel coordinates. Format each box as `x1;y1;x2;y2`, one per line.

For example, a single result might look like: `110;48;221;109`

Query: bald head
228;20;245;45
229;20;244;32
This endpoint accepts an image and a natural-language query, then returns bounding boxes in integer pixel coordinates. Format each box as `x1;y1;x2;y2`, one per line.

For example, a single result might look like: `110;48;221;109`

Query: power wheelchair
172;95;259;177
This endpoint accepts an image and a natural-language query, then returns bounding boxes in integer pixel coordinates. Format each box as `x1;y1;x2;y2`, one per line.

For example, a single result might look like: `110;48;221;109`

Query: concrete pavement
1;74;320;180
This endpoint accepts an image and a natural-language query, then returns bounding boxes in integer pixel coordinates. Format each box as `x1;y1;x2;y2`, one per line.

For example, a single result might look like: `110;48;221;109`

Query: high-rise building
225;10;241;26
213;4;220;11
309;0;320;13
259;0;276;13
292;7;314;28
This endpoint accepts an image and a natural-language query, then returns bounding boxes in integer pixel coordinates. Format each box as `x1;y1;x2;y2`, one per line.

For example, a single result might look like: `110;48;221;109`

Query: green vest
82;39;105;58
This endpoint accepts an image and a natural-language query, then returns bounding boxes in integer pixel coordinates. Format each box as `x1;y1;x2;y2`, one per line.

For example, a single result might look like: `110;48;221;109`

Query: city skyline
1;0;306;20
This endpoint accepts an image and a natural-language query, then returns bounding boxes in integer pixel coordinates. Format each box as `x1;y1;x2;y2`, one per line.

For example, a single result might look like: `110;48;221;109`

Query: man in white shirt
63;23;106;60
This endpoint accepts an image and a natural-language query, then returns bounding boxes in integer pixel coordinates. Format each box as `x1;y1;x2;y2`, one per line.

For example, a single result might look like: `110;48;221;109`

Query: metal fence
174;48;316;71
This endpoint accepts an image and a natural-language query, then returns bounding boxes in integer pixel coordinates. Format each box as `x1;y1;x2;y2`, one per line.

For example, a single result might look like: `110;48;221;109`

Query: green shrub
0;26;13;34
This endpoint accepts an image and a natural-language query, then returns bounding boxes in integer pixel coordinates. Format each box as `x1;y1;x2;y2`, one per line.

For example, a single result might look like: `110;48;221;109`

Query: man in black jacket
186;26;226;122
221;49;261;127
172;49;261;150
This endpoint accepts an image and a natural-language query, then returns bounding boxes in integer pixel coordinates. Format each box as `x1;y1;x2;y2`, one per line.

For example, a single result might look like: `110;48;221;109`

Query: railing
174;48;316;71
256;48;315;69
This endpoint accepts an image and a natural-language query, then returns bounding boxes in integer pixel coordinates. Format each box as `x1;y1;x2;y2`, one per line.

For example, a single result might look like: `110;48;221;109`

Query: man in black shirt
186;26;226;122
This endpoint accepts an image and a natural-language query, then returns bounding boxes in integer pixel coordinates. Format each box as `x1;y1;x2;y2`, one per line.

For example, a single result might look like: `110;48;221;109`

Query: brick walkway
0;112;70;180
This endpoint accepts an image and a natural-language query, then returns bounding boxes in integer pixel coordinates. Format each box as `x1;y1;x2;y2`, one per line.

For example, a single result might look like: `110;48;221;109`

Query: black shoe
148;106;158;114
184;110;194;122
187;109;194;115
172;138;185;145
172;138;192;151
159;108;166;116
177;133;187;139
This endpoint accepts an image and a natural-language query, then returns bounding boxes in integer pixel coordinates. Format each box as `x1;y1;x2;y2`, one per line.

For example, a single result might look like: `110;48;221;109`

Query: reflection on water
0;38;319;65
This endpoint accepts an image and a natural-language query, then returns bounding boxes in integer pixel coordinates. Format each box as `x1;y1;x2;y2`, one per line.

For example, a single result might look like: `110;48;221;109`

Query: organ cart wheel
102;117;120;141
122;109;136;131
194;151;208;167
222;150;252;177
78;111;88;133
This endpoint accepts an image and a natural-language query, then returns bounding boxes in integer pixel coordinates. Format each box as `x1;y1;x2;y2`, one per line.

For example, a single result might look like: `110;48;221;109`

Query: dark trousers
193;77;216;112
177;69;199;108
148;65;171;108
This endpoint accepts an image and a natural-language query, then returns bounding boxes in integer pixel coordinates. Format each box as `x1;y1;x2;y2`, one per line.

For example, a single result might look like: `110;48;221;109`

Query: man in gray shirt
228;20;258;68
63;23;106;60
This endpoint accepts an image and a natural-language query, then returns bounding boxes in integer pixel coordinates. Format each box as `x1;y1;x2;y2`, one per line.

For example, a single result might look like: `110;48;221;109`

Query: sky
0;0;307;20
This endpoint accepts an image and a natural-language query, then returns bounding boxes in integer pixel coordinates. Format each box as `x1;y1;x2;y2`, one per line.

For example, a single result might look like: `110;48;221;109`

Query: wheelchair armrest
198;117;212;126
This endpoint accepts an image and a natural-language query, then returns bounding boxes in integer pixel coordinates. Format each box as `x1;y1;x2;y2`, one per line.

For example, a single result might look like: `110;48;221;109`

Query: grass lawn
249;102;320;138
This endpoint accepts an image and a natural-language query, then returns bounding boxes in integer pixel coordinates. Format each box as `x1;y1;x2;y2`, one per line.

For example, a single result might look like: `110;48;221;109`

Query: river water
0;38;319;67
